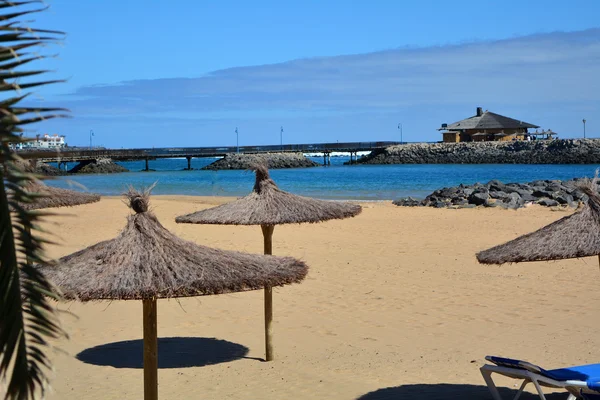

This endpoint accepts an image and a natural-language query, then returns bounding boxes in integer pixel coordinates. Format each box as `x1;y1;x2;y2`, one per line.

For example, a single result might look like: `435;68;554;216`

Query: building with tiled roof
439;107;539;142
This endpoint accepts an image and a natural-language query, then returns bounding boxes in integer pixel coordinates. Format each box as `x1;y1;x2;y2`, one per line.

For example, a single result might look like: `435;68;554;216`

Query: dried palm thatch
38;186;308;301
477;177;600;265
12;181;100;267
175;164;362;225
18;181;100;211
175;164;361;362
37;186;307;400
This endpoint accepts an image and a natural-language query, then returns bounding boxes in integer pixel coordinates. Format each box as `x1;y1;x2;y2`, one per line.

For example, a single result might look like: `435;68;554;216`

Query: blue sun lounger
481;356;600;400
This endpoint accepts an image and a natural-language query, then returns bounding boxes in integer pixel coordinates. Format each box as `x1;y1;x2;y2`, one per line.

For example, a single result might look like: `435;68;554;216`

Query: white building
13;133;66;150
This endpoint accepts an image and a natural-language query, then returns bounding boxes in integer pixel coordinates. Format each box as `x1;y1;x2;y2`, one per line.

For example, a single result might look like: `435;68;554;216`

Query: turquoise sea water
46;157;600;200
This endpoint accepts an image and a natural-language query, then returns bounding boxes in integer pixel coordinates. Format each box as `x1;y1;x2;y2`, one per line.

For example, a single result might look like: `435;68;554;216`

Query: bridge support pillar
185;156;192;170
144;157;149;171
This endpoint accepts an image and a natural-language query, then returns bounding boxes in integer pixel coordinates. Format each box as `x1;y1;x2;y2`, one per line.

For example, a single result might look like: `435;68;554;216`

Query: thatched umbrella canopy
477;178;600;265
38;187;308;400
176;164;361;361
19;181;100;211
13;181;100;265
176;165;361;225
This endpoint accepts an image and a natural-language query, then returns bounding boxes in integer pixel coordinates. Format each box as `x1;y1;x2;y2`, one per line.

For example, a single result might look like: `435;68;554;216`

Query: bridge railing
141;141;400;156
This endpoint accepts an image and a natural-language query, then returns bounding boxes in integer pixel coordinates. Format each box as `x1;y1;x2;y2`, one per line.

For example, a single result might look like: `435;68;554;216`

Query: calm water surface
46;157;600;200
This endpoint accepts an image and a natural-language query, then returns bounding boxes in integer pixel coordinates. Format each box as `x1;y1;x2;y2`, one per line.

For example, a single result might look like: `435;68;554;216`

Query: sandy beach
38;196;600;399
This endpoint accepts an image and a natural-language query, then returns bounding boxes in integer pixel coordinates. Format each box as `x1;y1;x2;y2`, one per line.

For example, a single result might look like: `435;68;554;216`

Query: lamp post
280;126;283;151
583;119;587;139
398;123;403;144
235;127;239;153
89;129;94;150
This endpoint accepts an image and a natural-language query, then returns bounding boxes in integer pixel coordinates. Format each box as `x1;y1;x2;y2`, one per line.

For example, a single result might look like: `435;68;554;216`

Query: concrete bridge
18;140;400;169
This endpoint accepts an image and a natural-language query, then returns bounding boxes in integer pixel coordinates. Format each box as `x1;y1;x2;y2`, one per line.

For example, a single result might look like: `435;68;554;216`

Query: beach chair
480;356;600;400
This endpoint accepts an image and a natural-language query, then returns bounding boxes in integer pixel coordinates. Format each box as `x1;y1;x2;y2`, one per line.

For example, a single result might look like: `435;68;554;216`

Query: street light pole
583;119;587;139
235;127;239;153
89;129;94;149
280;126;283;151
398;123;403;144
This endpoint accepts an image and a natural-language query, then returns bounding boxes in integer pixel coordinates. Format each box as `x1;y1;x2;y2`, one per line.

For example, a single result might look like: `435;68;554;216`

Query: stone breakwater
203;152;320;170
352;139;600;164
68;158;129;174
393;178;592;209
16;160;65;176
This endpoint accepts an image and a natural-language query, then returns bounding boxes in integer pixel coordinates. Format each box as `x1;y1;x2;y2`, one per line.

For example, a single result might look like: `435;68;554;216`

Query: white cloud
36;29;600;146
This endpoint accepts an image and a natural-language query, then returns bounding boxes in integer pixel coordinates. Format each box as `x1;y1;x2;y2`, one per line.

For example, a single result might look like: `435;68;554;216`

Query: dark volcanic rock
452;198;469;206
489;191;509;200
36;162;65;176
468;191;489;206
537;198;559;207
69;159;128;174
393;177;594;210
355;139;600;165
203;152;319;170
532;189;554;198
15;160;65;176
554;193;574;205
503;193;525;209
392;197;422;207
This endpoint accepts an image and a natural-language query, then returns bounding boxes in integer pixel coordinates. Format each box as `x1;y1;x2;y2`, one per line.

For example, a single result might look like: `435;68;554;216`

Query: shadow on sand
357;383;568;400
77;336;254;369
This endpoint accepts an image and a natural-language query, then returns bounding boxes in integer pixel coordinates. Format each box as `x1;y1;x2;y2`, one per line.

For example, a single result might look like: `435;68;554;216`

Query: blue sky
24;1;600;147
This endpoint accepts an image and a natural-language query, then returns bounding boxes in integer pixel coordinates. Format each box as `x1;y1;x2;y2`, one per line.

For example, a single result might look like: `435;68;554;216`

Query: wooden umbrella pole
143;298;158;400
261;224;275;361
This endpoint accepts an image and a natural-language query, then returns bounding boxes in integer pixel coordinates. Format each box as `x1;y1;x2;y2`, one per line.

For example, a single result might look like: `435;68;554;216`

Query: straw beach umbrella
477;177;600;266
176;164;362;361
13;181;100;265
37;187;308;400
19;181;100;210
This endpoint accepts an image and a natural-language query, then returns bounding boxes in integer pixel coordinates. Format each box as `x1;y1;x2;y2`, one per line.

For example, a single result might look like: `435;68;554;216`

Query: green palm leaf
0;1;68;399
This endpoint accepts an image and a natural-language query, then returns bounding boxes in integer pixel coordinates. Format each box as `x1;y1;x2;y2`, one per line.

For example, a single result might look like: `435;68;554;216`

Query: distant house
438;107;539;143
12;133;66;150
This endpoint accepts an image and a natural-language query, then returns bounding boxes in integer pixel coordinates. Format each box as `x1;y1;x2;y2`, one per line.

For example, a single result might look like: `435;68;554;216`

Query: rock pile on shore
202;152;320;170
69;158;129;174
393;178;592;209
354;139;600;165
15;160;65;176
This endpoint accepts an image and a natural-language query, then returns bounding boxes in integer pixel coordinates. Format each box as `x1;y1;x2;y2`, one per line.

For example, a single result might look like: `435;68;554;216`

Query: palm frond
0;145;65;399
0;1;68;399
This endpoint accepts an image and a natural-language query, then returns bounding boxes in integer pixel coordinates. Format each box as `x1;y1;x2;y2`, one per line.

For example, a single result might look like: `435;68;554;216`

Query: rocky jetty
15;160;65;176
353;139;600;165
393;178;592;209
202;152;320;170
69;158;128;174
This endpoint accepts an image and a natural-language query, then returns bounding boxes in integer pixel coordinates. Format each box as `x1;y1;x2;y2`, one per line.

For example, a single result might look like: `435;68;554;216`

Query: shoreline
69;194;569;213
99;194;390;203
42;163;600;204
